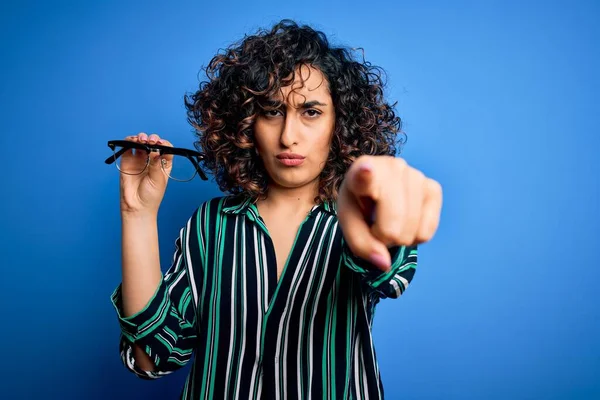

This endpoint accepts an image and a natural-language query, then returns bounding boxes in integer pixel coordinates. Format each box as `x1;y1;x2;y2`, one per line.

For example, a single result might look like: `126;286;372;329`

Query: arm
119;213;162;371
337;155;441;297
111;211;200;379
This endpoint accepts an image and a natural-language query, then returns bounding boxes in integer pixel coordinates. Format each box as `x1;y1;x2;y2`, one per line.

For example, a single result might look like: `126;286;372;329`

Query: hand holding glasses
105;138;208;182
105;134;208;215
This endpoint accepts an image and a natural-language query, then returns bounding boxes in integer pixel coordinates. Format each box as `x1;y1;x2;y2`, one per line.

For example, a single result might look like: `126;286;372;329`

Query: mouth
276;153;305;166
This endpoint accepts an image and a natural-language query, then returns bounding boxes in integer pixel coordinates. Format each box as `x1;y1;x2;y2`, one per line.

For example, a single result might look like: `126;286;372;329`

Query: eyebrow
265;99;328;109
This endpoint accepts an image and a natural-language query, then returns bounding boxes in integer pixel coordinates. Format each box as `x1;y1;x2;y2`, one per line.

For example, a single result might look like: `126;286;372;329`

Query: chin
270;172;318;189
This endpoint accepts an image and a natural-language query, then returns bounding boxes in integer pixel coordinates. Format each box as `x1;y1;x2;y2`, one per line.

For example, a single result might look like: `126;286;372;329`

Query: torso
168;195;398;399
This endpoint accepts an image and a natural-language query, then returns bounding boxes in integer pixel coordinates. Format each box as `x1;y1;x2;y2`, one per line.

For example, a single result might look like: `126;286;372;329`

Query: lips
276;153;305;166
276;153;305;160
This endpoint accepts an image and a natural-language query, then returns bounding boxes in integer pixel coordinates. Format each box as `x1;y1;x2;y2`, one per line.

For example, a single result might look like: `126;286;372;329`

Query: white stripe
248;226;262;397
234;220;248;400
390;279;401;298
185;213;198;309
261;229;269;311
199;203;209;313
171;347;192;357
397;275;409;290
354;334;361;398
361;345;370;400
137;294;169;335
224;216;238;399
168;268;185;295
326;275;336;397
162;327;176;344
366;326;380;399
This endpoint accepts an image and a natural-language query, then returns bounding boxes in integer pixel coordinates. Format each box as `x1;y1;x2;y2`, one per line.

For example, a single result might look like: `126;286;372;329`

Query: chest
199;211;365;325
193;210;363;324
260;214;306;281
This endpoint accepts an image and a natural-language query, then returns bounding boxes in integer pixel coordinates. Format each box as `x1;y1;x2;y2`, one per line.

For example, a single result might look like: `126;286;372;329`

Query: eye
264;109;283;118
304;109;322;118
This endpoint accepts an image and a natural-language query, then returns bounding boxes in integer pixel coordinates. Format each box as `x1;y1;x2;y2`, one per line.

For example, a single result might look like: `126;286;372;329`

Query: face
254;65;335;192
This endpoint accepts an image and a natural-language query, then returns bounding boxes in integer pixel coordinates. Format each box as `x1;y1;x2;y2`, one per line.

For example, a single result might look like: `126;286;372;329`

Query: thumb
146;150;169;183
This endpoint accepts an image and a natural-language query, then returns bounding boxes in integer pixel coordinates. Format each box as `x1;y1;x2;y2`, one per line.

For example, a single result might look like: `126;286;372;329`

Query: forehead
274;65;331;103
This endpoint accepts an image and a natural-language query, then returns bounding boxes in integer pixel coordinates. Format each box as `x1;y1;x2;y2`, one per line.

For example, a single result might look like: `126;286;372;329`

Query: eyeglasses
105;140;208;182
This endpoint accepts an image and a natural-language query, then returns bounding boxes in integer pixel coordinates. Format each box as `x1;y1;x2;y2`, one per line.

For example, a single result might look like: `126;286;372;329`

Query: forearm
119;212;164;370
120;212;163;317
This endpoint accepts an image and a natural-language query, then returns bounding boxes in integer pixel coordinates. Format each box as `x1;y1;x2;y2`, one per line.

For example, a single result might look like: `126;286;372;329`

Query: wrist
120;210;158;222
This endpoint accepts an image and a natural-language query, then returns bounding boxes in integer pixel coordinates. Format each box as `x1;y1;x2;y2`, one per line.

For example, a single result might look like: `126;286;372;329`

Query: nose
280;113;299;148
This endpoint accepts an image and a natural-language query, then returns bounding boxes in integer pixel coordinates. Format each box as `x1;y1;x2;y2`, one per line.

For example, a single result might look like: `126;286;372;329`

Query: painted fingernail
369;252;391;271
358;162;372;173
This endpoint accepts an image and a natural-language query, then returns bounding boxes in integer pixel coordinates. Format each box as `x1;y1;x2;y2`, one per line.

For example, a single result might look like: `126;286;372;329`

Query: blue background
1;0;599;399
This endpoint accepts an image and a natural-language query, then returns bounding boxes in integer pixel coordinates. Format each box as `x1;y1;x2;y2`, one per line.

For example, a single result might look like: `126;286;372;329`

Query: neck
257;179;319;216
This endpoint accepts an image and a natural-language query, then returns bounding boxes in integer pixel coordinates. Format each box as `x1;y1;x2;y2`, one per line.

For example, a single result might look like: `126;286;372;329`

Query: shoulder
190;194;247;224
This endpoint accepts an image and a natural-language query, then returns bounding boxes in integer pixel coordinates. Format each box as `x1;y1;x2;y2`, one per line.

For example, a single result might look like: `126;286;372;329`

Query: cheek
317;128;334;157
253;130;268;154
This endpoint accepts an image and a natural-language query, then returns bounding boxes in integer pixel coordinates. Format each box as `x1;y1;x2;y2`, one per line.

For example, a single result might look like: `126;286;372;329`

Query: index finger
346;157;381;201
338;184;391;271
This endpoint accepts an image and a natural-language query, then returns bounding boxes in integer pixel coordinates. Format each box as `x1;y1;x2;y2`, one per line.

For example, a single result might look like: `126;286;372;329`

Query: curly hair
184;19;405;204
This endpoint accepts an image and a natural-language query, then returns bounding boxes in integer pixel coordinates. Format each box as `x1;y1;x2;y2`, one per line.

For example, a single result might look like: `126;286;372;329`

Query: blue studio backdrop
1;1;599;399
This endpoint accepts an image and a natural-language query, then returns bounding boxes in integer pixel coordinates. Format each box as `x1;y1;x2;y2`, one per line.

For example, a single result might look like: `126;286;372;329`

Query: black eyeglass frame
105;140;208;181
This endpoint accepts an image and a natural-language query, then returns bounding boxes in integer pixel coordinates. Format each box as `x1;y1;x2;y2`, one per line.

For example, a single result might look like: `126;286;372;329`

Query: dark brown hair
185;19;405;203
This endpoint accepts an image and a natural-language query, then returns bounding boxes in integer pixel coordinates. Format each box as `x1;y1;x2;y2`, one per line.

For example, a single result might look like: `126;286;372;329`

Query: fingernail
358;162;372;173
369;252;391;271
157;139;164;144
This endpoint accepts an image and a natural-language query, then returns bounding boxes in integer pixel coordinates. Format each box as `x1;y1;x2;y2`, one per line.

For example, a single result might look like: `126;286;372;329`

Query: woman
111;20;442;400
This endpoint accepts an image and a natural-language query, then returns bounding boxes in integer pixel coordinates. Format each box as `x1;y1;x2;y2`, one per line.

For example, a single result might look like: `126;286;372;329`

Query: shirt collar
321;200;337;215
221;195;337;216
221;195;254;215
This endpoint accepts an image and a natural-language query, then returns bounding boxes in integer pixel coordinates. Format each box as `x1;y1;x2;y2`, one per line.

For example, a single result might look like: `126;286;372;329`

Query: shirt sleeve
341;241;417;299
110;214;200;380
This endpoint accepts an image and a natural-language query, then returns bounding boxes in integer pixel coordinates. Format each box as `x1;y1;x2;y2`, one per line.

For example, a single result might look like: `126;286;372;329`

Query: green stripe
343;273;355;399
322;276;335;399
330;267;340;399
178;286;191;316
231;216;245;398
199;200;217;400
136;299;170;339
208;204;226;399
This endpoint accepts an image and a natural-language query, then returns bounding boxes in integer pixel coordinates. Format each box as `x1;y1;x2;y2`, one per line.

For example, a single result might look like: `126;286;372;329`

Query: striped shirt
111;195;418;399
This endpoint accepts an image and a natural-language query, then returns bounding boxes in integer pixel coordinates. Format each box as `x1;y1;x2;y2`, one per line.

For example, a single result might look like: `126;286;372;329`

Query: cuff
343;243;414;288
110;277;168;343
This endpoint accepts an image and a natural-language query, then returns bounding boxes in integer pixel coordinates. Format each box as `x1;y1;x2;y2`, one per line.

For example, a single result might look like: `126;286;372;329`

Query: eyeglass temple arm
104;147;128;164
189;156;208;180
